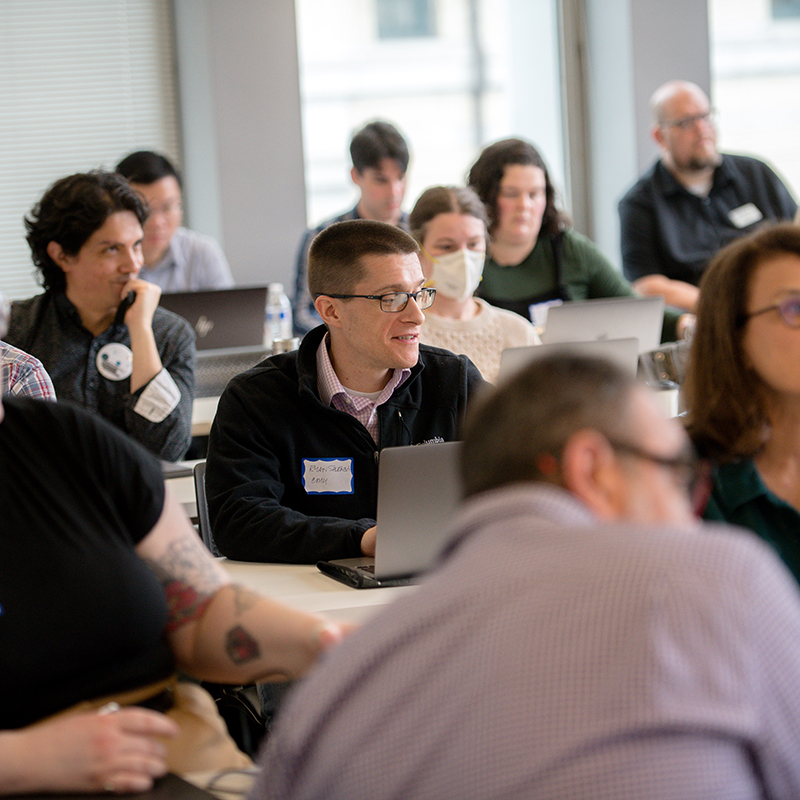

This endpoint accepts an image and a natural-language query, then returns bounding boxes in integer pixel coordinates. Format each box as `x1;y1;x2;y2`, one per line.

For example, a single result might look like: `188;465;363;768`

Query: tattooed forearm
231;584;260;617
226;625;261;665
143;535;226;631
162;583;214;632
144;535;224;590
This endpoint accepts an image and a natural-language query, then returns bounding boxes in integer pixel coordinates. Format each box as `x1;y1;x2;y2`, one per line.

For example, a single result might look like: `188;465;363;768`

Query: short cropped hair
684;222;800;461
408;185;489;247
467;137;568;238
25;171;149;293
460;352;636;498
350;121;410;175
308;219;420;298
116;150;182;189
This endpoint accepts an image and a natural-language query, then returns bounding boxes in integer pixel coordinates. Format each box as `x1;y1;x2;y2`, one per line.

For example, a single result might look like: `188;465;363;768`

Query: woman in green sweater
467;138;689;341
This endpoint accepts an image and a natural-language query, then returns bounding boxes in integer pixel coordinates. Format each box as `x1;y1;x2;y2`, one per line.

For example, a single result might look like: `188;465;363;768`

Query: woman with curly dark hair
467;138;689;341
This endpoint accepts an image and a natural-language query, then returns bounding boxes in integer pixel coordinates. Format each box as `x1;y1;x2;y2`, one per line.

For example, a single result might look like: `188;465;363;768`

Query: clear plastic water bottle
265;282;293;350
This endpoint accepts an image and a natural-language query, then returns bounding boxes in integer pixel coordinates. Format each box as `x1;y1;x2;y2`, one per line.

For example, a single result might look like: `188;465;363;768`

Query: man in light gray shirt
116;151;234;292
254;352;800;800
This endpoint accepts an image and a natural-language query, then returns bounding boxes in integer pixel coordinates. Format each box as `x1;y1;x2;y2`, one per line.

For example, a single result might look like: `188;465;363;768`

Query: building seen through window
710;0;800;199
376;0;436;38
294;0;565;229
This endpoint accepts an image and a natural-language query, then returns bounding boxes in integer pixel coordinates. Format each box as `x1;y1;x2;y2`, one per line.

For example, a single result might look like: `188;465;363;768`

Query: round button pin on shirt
96;343;133;381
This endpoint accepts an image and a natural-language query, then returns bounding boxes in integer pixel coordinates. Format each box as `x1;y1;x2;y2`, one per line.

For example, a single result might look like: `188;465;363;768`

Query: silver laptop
498;338;640;382
159;286;269;398
542;296;664;354
317;441;463;588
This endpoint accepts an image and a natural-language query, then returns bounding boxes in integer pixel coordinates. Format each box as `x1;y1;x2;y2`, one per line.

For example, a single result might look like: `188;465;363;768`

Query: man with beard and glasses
253;352;800;800
618;80;797;311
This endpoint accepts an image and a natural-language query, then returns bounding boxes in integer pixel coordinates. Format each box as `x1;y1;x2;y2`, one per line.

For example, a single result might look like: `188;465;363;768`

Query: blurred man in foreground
255;352;800;800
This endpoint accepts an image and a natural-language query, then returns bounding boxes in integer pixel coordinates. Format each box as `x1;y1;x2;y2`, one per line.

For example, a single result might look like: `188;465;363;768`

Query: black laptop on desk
159;286;269;398
317;441;463;589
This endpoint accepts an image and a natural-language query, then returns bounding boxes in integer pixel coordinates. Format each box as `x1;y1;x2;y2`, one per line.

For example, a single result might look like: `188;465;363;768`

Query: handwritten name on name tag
302;458;354;494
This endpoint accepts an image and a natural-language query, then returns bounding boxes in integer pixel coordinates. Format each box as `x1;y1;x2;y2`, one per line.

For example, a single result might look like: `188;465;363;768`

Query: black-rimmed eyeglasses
607;439;711;516
323;287;437;313
742;294;800;329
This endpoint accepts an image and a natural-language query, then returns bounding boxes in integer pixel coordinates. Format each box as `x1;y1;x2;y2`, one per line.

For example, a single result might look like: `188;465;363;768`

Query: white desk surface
166;469;199;504
220;559;415;622
191;396;220;437
164;462;201;520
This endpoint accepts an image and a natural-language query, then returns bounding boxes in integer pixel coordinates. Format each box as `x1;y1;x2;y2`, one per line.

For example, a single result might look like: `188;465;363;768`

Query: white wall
508;0;566;203
575;0;710;266
173;0;307;289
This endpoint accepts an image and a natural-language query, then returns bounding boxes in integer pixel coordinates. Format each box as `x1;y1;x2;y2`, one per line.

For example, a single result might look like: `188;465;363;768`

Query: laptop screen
374;441;463;580
542;296;664;354
159;286;267;352
498;338;640;382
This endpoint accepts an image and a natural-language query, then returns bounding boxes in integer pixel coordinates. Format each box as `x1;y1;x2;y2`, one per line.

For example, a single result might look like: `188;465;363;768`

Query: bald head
649;80;719;179
650;81;709;126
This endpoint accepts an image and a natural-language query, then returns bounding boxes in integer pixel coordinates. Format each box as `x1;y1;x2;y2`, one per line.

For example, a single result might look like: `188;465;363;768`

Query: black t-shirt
0;398;173;729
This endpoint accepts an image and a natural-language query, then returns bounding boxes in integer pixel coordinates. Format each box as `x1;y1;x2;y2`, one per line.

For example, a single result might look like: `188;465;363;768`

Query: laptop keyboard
195;350;269;397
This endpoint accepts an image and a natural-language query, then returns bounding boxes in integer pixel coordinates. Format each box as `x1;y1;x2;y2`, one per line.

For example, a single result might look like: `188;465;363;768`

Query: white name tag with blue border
302;458;354;494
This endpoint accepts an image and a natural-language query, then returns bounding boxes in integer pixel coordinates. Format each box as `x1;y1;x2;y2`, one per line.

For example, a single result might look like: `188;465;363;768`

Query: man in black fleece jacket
206;220;486;563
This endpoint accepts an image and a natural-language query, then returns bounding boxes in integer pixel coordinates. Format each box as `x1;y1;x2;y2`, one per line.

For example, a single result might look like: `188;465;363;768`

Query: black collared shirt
7;291;195;461
619;153;797;285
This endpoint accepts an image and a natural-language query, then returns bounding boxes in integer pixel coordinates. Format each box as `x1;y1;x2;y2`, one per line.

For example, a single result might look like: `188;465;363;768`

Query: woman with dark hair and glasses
6;171;195;461
467;138;691;342
685;221;800;583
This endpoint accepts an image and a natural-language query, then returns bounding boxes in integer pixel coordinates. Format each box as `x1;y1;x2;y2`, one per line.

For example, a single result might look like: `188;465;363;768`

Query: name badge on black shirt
728;203;763;229
302;458;354;494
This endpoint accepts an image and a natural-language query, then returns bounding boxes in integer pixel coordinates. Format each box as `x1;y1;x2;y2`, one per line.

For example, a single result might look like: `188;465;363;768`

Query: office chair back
192;462;269;755
193;461;220;556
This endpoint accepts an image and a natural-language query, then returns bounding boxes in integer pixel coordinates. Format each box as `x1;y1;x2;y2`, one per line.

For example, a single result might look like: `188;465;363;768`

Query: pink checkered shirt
0;341;56;400
316;333;410;446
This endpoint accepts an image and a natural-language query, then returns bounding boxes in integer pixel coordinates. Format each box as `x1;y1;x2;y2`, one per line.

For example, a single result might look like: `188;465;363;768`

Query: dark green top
479;229;682;342
704;459;800;585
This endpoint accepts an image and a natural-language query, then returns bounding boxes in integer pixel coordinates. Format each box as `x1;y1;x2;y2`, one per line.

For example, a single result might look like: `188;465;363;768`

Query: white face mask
428;248;485;302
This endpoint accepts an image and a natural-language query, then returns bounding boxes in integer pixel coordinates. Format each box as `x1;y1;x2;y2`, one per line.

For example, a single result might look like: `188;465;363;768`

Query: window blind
0;0;181;301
